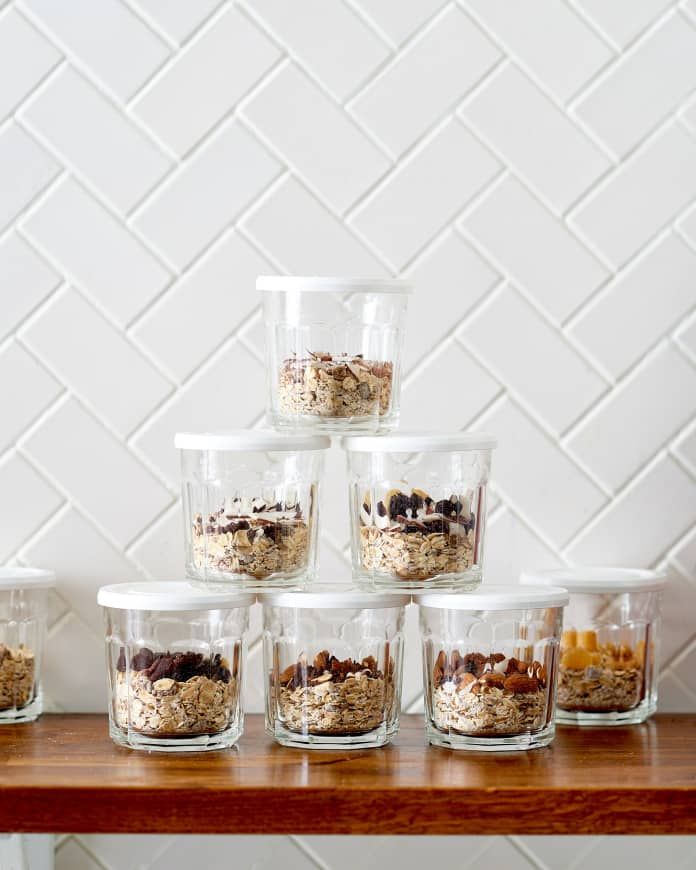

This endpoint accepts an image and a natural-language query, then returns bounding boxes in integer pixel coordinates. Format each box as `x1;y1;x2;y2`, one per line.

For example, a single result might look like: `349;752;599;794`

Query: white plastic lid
342;431;497;452
256;276;413;294
174;430;330;452
0;567;55;589
259;585;410;609
414;584;569;610
520;567;667;594
97;581;255;611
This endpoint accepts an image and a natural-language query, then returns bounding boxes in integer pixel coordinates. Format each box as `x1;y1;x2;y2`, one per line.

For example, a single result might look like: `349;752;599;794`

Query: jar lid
0;567;55;589
174;429;330;452
341;431;497;452
520;567;668;594
259;585;410;609
256;276;413;294
414;584;569;610
97;581;256;611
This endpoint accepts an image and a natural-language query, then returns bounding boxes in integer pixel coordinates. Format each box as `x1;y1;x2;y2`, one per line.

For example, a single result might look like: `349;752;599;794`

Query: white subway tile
462;176;608;321
475;398;606;546
132;0;222;44
133;232;270;381
22;178;171;325
22;66;172;213
0;232;60;340
351;0;445;46
570;234;696;378
21;0;170;100
467;0;613;102
0;122;60;231
574;13;696;157
461;285;607;432
574;0;673;49
351;6;500;156
23;287;173;435
241;176;388;274
462;64;610;212
149;835;316;870
570;123;696;268
242;62;390;212
0;8;61;121
305;836;494;870
0;340;61;452
133;5;280;156
43;612;104;711
572;834;696;870
55;838;102;870
484;508;562;586
350;119;501;269
568;344;696;490
244;0;389;101
0;452;63;560
660;566;696;663
674;425;696;476
128;502;184;581
565;456;696;565
134;122;280;270
24;398;172;547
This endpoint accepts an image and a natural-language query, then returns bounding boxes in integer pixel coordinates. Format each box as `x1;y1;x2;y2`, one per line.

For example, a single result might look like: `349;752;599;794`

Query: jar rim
256;276;413;294
341;431;497;452
0;567;55;589
174;429;331;452
97;581;256;611
414;584;569;610
520;566;668;593
259;585;410;609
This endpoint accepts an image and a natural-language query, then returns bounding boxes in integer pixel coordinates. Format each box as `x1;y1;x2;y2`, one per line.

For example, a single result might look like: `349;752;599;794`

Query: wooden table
2;714;695;835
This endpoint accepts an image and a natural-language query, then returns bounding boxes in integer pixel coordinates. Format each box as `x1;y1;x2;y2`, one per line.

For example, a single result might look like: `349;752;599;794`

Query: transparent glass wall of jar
521;568;666;725
0;568;54;723
176;431;329;587
261;589;408;749
343;433;496;591
258;277;412;434
99;582;253;752
416;586;568;751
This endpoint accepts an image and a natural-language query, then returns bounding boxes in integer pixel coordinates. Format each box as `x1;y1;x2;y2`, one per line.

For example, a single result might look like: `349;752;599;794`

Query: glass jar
99;582;253;751
343;433;496;590
261;588;408;748
0;568;54;723
257;277;412;434
416;585;568;750
176;431;329;587
521;567;666;725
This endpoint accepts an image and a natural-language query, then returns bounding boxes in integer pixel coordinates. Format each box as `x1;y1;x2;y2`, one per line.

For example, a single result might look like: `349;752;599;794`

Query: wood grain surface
1;714;695;834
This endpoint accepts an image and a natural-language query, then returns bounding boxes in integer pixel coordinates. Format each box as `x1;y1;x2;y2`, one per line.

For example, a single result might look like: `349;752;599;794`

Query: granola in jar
359;488;475;581
276;650;392;735
557;629;645;713
279;352;393;419
115;647;238;737
431;650;548;735
192;493;312;580
0;644;35;710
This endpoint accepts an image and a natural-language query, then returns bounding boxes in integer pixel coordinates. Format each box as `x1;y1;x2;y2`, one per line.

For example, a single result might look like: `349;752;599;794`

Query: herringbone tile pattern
1;1;695;866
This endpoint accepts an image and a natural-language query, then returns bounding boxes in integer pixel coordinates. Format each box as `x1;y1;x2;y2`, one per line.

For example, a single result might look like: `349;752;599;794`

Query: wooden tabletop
1;713;695;835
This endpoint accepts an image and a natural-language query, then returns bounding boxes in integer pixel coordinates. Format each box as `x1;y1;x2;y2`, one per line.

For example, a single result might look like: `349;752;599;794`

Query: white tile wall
1;1;694;867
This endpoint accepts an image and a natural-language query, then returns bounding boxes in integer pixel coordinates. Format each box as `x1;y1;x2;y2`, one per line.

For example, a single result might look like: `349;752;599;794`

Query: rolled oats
192;494;312;579
0;644;35;710
431;650;548;735
557;629;644;713
115;647;237;736
276;650;392;735
359;488;475;581
278;352;393;419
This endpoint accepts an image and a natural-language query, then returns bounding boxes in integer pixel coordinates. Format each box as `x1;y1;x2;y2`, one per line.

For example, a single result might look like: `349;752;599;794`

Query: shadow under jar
258;276;412;434
521;567;667;725
261;588;408;749
176;431;329;588
99;582;253;752
0;568;54;723
343;432;496;591
416;585;568;751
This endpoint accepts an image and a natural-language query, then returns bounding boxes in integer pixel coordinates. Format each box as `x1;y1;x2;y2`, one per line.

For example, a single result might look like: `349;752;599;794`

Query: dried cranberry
131;647;154;671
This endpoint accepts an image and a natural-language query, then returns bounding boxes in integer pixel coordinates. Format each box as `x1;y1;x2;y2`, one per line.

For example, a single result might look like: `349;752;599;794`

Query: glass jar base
556;700;655;726
270;410;398;435
0;696;41;723
355;568;482;593
186;569;310;591
271;721;393;750
109;722;241;752
426;721;555;751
